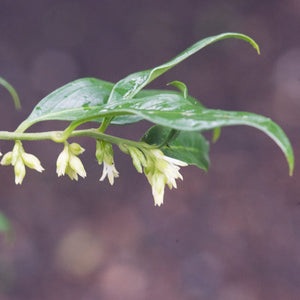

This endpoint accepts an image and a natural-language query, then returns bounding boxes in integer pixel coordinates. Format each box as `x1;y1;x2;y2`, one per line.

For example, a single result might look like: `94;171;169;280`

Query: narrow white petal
164;155;188;167
65;165;79;181
14;158;26;184
69;155;86;178
22;153;44;172
56;148;69;176
100;161;119;185
100;162;109;182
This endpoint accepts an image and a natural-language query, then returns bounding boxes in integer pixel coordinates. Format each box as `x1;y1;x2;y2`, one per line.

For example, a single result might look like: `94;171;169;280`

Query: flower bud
118;144;129;154
95;140;104;164
14;158;26;185
103;142;114;165
1;151;13;166
22;153;44;172
56;142;86;180
69;143;85;155
128;147;146;173
69;155;86;178
56;146;69;177
11;142;22;165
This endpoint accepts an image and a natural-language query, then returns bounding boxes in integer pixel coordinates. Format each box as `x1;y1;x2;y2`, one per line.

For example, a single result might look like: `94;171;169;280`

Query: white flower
56;142;86;180
0;141;44;184
146;171;166;206
144;149;187;206
0;151;13;166
96;140;119;185
56;145;69;177
100;161;119;185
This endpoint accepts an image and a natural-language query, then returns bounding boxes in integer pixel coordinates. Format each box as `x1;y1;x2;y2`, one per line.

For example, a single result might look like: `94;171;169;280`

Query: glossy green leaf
110;89;202;125
107;32;259;102
19;78;202;130
105;96;293;175
142;125;210;171
20;32;256;130
20;90;293;174
19;78;113;130
16;32;292;175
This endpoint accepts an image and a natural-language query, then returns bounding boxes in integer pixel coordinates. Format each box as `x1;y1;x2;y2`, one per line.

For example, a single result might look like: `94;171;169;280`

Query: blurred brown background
0;0;299;299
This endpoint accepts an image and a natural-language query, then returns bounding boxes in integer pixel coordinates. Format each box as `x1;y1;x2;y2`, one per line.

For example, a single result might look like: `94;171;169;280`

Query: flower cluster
1;138;187;206
144;149;187;206
120;144;187;206
56;142;86;180
1;141;44;184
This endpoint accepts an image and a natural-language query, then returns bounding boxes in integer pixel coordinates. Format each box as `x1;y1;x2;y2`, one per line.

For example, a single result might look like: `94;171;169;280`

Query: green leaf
110;89;203;125
19;89;293;175
21;90;196;125
142;125;210;171
107;32;259;102
18;78;202;130
103;95;293;174
20;32;256;130
0;77;21;110
16;32;292;175
167;81;188;99
17;78;114;131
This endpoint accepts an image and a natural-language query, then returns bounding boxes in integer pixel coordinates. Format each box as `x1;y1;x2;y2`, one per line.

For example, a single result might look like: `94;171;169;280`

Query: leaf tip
14;95;22;110
255;45;261;55
246;36;260;55
286;148;294;177
289;161;294;177
167;80;188;99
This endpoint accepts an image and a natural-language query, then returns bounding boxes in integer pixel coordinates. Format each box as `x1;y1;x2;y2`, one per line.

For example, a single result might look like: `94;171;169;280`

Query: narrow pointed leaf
0;77;21;109
107;32;259;102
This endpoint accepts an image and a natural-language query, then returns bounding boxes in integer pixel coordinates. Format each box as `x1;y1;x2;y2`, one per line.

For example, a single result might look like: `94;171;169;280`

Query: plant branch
0;129;154;149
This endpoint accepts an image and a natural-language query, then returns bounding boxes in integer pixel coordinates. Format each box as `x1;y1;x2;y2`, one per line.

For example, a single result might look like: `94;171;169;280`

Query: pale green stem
98;116;113;133
0;129;154;149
